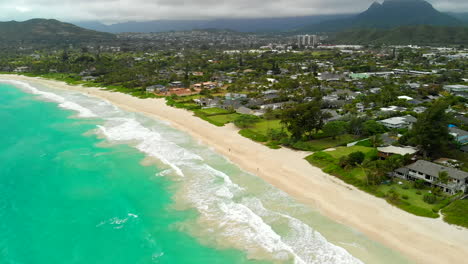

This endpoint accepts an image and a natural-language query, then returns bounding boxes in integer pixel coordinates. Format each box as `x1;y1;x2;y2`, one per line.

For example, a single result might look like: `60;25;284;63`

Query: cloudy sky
1;0;467;23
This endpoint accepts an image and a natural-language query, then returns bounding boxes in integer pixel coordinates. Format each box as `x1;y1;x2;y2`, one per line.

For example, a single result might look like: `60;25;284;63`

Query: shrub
339;156;349;168
414;179;426;189
402;195;409;200
309;152;335;164
238;129;268;142
266;141;281;149
234;115;261;128
402;185;410;190
387;188;400;203
416;191;422;195
267;128;288;141
347;151;365;165
423;193;437;204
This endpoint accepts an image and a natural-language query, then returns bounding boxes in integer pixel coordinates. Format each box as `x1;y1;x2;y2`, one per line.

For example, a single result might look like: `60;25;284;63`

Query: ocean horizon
0;80;411;264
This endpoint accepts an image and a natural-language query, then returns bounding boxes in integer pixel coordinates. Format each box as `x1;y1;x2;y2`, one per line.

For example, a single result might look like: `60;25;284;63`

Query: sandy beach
3;74;468;264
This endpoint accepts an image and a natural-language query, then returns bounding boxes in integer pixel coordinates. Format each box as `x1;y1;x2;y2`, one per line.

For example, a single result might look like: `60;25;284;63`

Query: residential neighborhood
2;33;468;229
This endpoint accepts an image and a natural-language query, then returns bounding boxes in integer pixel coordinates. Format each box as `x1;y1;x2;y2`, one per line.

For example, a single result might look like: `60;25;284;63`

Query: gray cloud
0;0;466;23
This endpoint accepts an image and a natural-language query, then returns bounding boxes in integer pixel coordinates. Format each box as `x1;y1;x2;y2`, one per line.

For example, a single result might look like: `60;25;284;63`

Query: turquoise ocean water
0;80;412;264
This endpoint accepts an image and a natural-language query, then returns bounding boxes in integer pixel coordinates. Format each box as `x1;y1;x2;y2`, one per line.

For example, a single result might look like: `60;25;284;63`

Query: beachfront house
379;115;417;129
13;66;29;73
146;85;166;93
392;160;468;194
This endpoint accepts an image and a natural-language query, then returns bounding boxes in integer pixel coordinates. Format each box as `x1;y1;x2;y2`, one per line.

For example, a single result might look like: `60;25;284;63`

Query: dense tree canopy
408;100;452;158
280;101;331;140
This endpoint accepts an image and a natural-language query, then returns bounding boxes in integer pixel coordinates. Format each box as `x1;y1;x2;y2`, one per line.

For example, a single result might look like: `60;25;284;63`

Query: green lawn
442;199;468;228
197;107;233;116
377;182;450;217
238;129;268;142
293;134;358;151
207;113;241;125
325;146;376;159
249;120;284;135
305;148;454;219
306;147;375;182
193;107;241;127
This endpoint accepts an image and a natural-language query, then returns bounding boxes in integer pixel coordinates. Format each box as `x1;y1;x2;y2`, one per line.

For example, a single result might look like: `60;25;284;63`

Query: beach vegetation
193;108;240;127
233;114;261;128
305;147;457;219
290;134;358;152
442;199;468;228
322;121;348;139
238;129;268;142
280;100;331;140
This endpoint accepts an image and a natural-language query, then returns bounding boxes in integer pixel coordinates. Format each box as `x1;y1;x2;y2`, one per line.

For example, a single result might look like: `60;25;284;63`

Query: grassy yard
442;199;468;228
377;182;452;218
305;147;455;219
325;146;376;159
193;108;240;127
239;129;269;142
208;113;241;126
249;119;284;135
196;107;233;116
293;134;358;151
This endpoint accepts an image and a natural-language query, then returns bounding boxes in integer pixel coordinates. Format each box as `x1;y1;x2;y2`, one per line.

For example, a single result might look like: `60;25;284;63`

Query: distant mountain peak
300;0;461;32
0;18;115;45
367;1;382;12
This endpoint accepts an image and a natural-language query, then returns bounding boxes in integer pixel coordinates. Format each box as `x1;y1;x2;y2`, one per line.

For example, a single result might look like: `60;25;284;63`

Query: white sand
4;74;468;264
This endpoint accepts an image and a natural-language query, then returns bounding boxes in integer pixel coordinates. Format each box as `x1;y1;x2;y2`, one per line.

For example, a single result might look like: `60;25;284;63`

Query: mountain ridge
300;0;462;32
0;18;115;45
74;14;354;33
330;25;468;45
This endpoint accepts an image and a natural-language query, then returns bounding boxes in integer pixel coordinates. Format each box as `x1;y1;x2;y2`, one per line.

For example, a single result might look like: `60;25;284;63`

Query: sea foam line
0;79;97;118
5;79;363;264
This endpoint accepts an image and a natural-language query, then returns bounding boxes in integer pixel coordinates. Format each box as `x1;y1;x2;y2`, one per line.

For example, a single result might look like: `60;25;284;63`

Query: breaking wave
0;79;97;118
5;79;364;264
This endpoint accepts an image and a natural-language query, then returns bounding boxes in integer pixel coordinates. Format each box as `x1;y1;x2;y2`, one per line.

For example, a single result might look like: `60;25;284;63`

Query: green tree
322;121;348;139
348;151;365;166
362;120;387;136
280;101;331;140
438;171;450;185
369;134;384;147
410;101;451;158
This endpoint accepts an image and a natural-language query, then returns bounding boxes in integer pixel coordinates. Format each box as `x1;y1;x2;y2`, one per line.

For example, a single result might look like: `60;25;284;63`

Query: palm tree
370;134;384;147
437;171;449;185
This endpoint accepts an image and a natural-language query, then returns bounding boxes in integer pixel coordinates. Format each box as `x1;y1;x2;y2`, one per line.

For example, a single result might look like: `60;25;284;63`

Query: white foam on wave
91;111;363;263
93;115;313;263
3;79;364;263
97;117;203;177
243;197;364;264
0;79;97;118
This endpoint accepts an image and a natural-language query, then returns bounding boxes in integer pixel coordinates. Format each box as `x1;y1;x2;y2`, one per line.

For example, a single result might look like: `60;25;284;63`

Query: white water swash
2;79;412;264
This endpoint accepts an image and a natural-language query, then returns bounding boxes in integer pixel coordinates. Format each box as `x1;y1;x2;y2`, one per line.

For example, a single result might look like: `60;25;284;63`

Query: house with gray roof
449;127;468;145
392;160;468;194
235;106;254;115
379;115;417;129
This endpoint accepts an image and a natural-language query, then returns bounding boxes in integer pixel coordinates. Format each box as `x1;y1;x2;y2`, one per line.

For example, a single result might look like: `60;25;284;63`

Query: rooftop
378;146;418;156
406;160;468;181
380;115;417;125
